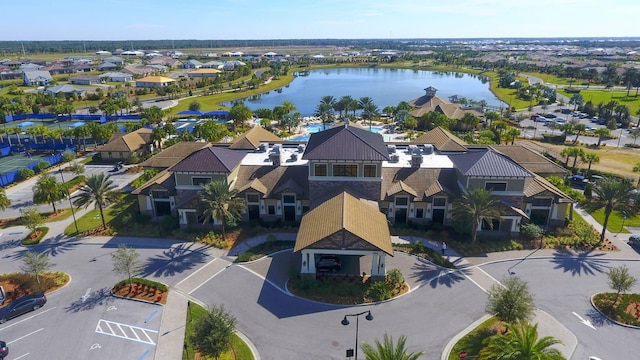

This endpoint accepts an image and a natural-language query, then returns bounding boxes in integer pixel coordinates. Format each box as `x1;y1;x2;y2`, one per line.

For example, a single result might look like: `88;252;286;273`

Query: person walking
441;241;447;255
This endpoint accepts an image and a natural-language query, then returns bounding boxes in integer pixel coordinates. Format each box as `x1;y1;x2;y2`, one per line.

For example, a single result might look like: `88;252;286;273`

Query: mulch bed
112;283;168;305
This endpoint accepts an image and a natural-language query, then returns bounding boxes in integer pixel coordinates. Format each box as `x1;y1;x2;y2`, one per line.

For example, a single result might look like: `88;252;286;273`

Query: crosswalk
95;319;158;345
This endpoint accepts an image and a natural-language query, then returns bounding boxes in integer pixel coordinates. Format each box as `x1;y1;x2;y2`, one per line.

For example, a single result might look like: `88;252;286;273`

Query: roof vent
297;144;306;153
387;144;396;153
290;153;298;161
423;144;434;155
408;144;418;154
259;143;268;152
271;144;281;154
389;153;400;163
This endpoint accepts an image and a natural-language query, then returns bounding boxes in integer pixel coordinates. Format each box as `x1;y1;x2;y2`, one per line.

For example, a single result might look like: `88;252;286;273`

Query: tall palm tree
591;177;636;243
580;152;600;177
479;321;564;360
280;100;296;114
228;103;253;131
315;102;335;130
0;187;10;211
33;173;65;213
199;179;244;241
72;174;121;229
360;333;424;360
452;187;502;244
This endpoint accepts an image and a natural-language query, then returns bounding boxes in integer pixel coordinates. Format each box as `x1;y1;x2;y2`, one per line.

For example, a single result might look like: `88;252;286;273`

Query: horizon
2;0;639;41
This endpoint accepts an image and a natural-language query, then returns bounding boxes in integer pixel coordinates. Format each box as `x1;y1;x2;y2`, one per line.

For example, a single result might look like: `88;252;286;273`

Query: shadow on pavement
585;307;615;327
36;233;81;257
550;249;610;276
141;242;210;278
64;286;114;313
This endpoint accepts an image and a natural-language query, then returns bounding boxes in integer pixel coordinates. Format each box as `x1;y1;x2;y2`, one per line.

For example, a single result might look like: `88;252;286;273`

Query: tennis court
0;152;52;173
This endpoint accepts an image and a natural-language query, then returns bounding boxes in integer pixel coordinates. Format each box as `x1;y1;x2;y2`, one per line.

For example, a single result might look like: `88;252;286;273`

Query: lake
233;68;505;116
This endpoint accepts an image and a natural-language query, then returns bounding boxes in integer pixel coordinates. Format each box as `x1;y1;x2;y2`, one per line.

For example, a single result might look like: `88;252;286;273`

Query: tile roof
131;169;175;195
229;126;281;150
302;124;389;161
233;165;309;199
449;149;533;178
99;128;152;152
294;191;393;255
381;167;458;201
169;146;246;173
136;76;175;83
139;142;210;169
413;127;467;152
488;144;569;176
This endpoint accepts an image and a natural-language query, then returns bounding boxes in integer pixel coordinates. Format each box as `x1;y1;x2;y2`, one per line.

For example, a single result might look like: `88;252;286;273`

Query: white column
300;250;316;274
370;253;386;277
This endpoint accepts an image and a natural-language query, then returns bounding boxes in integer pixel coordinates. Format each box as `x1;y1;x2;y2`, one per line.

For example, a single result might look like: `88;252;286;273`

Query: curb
590;292;640;330
109;280;169;307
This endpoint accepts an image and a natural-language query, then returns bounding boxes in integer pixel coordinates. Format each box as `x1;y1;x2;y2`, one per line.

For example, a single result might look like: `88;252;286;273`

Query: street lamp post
58;164;79;234
341;310;373;360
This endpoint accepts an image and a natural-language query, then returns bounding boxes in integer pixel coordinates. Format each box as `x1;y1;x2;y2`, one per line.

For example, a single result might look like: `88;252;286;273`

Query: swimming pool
290;130;390;142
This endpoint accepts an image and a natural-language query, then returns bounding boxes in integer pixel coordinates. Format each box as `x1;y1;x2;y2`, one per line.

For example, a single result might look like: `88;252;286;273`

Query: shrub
33;160;50;174
61;150;76;163
520;223;544;240
160;215;179;231
16;167;35;181
386;269;404;289
135;213;152;224
127;152;140;165
367;281;392;301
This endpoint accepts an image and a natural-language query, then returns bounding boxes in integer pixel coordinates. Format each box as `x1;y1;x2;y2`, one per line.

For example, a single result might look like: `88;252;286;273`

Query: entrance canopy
295;191;392;255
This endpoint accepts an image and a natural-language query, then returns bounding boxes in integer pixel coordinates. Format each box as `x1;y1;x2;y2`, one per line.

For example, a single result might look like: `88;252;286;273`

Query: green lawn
589;208;639;234
183;302;254;360
64;193;137;235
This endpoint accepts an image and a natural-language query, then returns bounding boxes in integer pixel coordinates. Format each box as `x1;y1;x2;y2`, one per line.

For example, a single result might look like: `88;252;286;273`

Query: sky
2;0;639;41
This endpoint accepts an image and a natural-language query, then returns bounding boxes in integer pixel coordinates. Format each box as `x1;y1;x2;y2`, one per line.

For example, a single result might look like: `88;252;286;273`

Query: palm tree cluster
72;174;121;229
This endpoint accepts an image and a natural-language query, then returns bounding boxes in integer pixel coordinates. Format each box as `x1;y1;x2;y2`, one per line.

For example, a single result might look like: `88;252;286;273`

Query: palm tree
591;177;636;243
580;152;600;177
315;102;335;130
360;333;424;360
72;174;121;229
593;127;610;147
280;100;296;114
452;187;502;244
33;173;65;213
228;103;253;131
199;179;244;241
479;321;564;360
0;187;10;211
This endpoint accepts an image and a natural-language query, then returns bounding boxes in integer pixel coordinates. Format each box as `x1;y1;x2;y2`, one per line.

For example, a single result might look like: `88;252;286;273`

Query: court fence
0;147;76;187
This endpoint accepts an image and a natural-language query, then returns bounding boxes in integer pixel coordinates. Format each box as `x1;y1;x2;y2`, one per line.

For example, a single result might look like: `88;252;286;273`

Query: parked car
569;175;589;188
0;340;7;360
544;113;557;119
561;108;571;114
316;255;342;272
629;235;640;248
555;117;566;123
0;292;47;324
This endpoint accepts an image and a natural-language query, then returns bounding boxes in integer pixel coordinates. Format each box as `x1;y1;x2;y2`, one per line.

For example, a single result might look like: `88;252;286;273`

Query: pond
231;68;505;116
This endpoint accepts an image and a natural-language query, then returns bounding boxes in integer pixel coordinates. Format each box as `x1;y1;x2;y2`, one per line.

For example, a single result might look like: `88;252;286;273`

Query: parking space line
0;307;56;331
95;319;158;346
14;353;30;360
7;328;44;344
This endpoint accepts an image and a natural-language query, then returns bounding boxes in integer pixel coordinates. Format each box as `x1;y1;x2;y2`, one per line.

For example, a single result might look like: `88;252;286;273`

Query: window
395;197;408;206
302;205;309;214
192;177;211;186
482;219;501;230
268;205;276;215
485;182;507;192
246;194;259;203
314;163;327;176
531;198;552;207
363;164;377;177
283;195;295;204
433;198;446;207
415;208;424;218
333;164;358;177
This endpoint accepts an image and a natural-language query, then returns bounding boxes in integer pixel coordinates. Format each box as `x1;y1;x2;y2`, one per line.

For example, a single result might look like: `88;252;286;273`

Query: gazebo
294;190;393;279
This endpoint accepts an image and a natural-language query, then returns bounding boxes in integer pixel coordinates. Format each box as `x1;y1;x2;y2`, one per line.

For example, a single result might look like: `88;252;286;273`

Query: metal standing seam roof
302;125;389;161
449;150;533;178
413;127;468;152
233;165;309;199
169;146;246;173
139;142;211;169
294;191;393;255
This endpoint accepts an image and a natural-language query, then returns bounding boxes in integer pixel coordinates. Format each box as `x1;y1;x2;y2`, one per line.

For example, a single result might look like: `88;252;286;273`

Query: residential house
100;72;133;82
23;70;53;86
98;62;119;71
41;63;71;75
187;69;221;78
148;56;182;68
139;141;211;169
223;60;246;70
124;65;160;78
45;84;85;98
135;76;176;89
183;60;203;69
96;128;154;161
229;125;282;150
69;74;102;85
103;56;124;65
408;86;483;120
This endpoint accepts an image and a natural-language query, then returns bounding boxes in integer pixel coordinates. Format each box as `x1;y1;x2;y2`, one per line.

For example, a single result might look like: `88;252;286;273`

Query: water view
234;68;505;116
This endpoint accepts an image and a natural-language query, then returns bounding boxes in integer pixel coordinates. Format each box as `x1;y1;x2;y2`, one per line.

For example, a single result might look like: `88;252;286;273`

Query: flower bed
21;227;49;245
112;278;168;305
593;292;640;327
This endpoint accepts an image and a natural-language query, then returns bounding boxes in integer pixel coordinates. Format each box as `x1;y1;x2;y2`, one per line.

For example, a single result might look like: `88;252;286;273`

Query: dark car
316;255;342;272
0;340;7;359
544;113;557;119
570;175;589;189
629;235;640;248
0;292;47;324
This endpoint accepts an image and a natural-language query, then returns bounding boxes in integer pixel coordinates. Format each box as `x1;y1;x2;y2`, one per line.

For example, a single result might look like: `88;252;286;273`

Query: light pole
58;163;79;234
341;310;373;360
